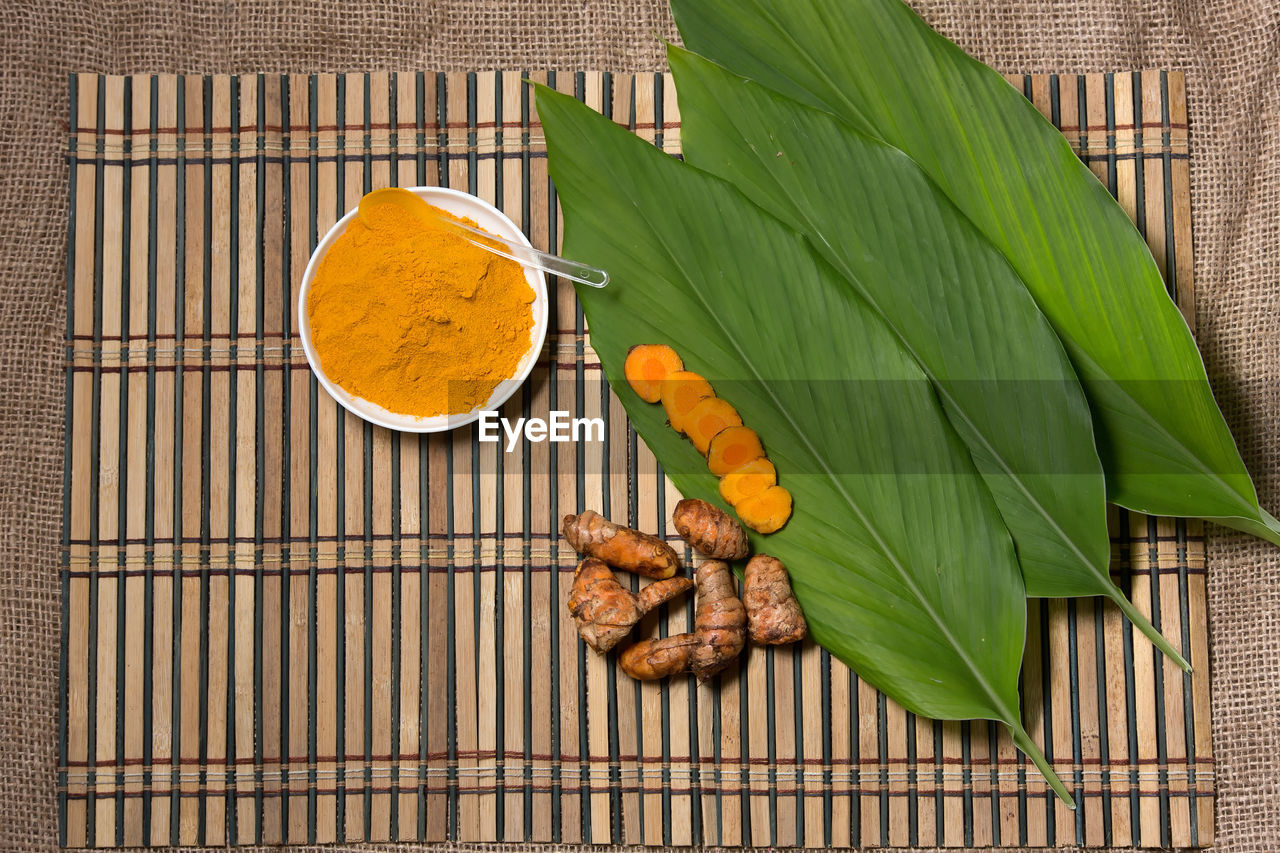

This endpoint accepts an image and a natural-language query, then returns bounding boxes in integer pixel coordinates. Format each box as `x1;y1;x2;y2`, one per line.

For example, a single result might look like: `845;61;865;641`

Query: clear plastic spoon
357;187;609;288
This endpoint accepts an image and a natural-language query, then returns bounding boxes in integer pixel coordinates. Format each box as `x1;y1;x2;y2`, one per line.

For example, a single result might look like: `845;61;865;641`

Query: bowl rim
297;186;549;433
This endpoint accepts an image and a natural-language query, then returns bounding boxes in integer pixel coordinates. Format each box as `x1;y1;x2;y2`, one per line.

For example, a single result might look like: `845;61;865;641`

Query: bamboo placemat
59;70;1211;848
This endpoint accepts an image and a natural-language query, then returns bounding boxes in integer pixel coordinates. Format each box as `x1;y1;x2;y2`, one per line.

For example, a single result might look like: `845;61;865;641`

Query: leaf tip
1109;588;1192;671
1008;723;1074;806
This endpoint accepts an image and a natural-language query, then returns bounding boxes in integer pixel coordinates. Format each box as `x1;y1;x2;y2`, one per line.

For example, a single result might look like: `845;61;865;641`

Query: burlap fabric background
3;1;1277;851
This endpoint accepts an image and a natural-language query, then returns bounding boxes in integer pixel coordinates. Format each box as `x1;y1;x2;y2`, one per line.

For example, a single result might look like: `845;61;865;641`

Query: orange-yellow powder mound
307;201;536;418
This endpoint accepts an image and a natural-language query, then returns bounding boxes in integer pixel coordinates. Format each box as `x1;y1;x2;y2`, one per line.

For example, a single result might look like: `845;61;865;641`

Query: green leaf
672;0;1280;546
668;47;1185;668
668;46;1177;634
534;82;1071;803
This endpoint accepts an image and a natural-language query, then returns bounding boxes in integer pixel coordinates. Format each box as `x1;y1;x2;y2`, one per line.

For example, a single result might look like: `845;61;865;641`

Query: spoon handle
441;215;610;288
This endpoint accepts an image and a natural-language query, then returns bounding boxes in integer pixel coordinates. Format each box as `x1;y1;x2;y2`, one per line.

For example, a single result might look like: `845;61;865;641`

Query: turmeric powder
307;198;535;417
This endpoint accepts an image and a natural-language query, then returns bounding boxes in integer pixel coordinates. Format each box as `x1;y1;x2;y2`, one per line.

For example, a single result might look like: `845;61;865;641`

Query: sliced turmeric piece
673;498;750;560
718;457;778;507
742;555;807;645
660;370;715;434
562;509;681;579
734;485;793;534
624;344;683;403
706;425;766;476
618;343;796;531
684;397;743;455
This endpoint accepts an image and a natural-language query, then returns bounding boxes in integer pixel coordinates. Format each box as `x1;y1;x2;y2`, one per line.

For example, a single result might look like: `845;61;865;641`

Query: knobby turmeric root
619;632;698;680
719;457;777;506
673;498;750;560
562;509;681;579
621;560;748;682
660;371;715;434
567;558;694;652
684;397;743;455
743;555;807;645
690;560;747;681
735;485;793;534
706;426;766;476
624;344;684;403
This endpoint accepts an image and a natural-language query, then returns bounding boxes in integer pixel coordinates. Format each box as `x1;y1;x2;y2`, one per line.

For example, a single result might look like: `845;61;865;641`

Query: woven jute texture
2;1;1277;851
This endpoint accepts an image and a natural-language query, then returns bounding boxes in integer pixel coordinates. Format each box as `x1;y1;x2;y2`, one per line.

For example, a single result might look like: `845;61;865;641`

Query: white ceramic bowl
298;186;549;433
